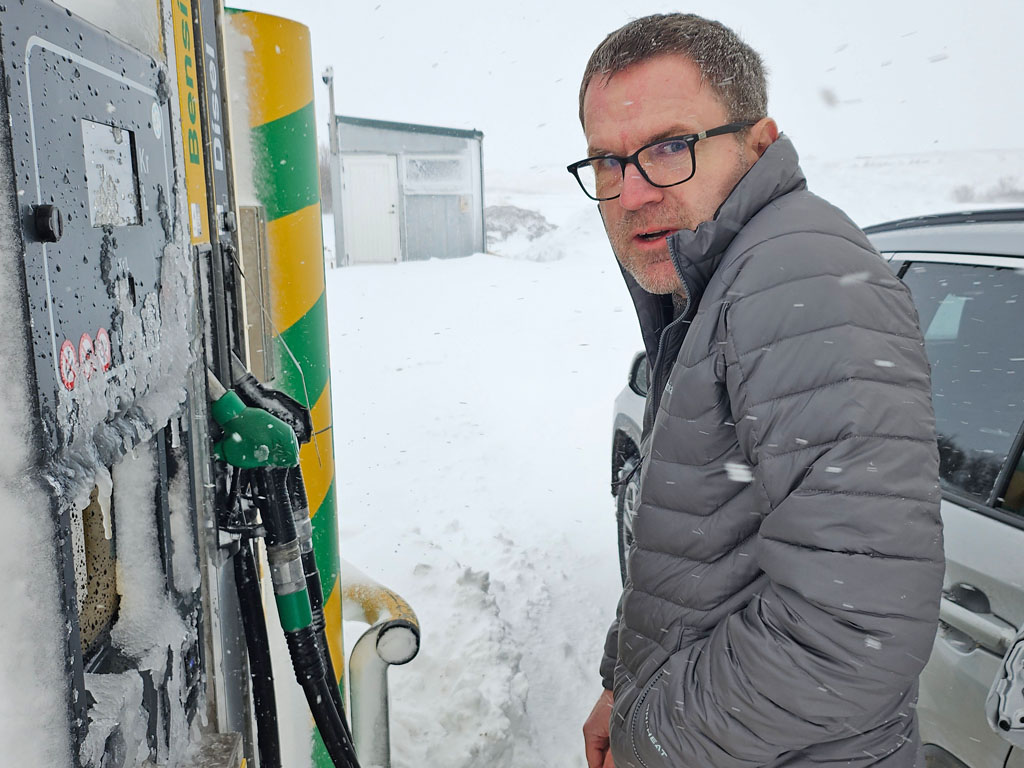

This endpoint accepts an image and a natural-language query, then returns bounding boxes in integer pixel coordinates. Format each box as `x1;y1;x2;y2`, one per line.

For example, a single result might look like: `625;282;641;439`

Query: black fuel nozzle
233;373;313;445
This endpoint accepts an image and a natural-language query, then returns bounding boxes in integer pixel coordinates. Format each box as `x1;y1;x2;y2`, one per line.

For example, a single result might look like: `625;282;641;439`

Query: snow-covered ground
329;187;634;767
326;147;1024;768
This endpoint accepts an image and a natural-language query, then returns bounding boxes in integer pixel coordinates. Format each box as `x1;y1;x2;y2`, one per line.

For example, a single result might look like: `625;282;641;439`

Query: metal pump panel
3;2;174;452
0;3;210;765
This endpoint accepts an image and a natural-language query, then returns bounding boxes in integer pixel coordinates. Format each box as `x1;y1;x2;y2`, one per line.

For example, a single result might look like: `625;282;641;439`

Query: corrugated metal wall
404;195;476;261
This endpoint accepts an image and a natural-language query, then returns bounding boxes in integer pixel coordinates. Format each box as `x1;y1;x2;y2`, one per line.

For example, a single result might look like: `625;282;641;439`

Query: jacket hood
622;134;807;358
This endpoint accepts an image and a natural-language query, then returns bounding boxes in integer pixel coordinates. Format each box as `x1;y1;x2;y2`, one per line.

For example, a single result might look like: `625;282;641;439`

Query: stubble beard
608;208;694;295
607;150;753;296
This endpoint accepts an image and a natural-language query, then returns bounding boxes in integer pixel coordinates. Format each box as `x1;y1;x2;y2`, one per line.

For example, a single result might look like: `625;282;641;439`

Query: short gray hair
579;13;768;128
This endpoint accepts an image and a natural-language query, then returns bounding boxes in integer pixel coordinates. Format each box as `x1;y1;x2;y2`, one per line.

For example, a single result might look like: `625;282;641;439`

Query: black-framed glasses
566;121;755;201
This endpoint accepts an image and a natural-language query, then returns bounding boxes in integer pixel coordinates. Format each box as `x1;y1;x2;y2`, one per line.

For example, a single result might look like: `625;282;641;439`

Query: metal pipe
342;561;420;768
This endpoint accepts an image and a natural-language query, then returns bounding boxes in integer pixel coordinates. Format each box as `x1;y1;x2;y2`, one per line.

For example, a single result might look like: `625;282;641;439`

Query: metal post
322;67;345;267
322;67;338;159
342;560;421;768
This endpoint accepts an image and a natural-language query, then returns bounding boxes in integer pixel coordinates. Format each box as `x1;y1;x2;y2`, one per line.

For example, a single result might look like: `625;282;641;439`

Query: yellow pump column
224;11;342;766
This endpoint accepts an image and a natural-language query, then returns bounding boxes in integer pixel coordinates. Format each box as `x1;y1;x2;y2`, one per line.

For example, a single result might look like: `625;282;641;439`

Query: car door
893;253;1024;768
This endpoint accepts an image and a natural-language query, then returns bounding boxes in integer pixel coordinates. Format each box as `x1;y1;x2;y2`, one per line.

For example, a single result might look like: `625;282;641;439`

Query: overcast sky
236;0;1024;177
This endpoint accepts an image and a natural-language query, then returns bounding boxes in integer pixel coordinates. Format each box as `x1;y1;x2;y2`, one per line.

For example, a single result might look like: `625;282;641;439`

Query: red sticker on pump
59;340;77;391
78;332;95;381
94;327;112;372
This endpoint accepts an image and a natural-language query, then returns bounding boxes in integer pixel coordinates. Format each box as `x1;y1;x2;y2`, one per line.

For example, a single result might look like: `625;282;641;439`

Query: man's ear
750;117;780;158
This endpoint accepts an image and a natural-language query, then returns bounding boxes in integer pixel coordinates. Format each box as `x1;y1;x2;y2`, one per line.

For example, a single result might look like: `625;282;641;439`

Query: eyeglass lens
577;139;694;199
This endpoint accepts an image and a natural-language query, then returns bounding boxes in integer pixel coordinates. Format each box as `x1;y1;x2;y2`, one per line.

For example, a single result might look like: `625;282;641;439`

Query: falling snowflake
839;271;872;285
724;462;753;483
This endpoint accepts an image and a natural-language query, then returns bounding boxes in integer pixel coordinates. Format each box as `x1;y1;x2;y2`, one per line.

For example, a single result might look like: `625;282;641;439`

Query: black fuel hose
234;535;283;768
286;467;356;749
224;467;282;768
257;470;361;768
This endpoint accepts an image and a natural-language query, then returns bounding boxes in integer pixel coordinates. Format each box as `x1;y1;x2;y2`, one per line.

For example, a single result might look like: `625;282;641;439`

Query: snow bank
0;391;73;768
346;538;535;766
485;204;559;262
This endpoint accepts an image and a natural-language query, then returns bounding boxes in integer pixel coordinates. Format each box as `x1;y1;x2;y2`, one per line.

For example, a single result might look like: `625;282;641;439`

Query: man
572;14;945;768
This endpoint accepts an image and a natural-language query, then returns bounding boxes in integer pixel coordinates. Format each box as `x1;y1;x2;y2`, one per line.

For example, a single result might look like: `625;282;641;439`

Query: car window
901;261;1024;512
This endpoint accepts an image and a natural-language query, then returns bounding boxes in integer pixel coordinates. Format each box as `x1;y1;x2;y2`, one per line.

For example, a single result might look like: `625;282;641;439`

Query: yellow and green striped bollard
225;10;342;766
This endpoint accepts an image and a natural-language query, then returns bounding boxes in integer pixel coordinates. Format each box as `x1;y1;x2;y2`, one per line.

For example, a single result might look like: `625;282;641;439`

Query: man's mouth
634;229;678;243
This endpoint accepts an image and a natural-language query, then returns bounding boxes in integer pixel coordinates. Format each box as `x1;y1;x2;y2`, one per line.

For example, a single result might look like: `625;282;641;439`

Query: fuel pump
0;1;214;764
0;2;418;766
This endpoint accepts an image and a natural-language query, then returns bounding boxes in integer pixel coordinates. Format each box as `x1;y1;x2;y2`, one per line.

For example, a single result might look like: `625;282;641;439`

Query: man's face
582;55;758;295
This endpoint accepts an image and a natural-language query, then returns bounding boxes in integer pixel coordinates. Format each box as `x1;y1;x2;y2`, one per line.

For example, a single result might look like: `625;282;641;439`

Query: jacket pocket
629;667;670;768
715;300;731;346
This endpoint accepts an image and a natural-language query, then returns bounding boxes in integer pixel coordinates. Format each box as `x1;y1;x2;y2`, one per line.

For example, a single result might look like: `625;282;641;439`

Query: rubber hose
269;469;298;544
253;470;296;547
318;624;356;748
288;467;356;747
234;539;282;768
305;563;354;748
286;626;361;768
288;464;310;513
261;469;359;767
310;676;361;768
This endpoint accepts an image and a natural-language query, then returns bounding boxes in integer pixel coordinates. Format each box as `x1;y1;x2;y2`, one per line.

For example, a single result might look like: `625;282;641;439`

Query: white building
329;115;485;265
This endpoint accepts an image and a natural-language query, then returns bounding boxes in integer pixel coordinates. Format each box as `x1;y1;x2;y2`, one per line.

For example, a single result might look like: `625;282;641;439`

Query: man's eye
593;158;621;173
652;140;689;157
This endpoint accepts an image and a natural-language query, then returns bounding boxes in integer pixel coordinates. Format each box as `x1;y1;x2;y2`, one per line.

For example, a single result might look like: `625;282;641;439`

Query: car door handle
940;596;1017;655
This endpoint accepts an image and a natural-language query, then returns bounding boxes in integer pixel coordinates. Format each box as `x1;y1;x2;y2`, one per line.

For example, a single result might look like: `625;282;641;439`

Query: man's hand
583;688;615;768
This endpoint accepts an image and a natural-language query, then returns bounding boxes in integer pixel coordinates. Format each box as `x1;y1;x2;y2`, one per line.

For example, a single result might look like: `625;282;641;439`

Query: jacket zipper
644;311;692;436
630;668;668;768
644;245;696;436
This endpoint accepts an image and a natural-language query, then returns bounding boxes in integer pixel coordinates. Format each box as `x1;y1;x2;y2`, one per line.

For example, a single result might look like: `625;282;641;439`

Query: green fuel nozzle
211;390;300;469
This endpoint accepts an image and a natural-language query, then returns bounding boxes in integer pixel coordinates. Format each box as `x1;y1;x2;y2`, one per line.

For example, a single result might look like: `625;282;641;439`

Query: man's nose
617;162;664;211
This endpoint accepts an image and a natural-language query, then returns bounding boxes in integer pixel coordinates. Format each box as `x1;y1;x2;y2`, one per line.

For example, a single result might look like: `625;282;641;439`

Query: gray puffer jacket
603;136;945;768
